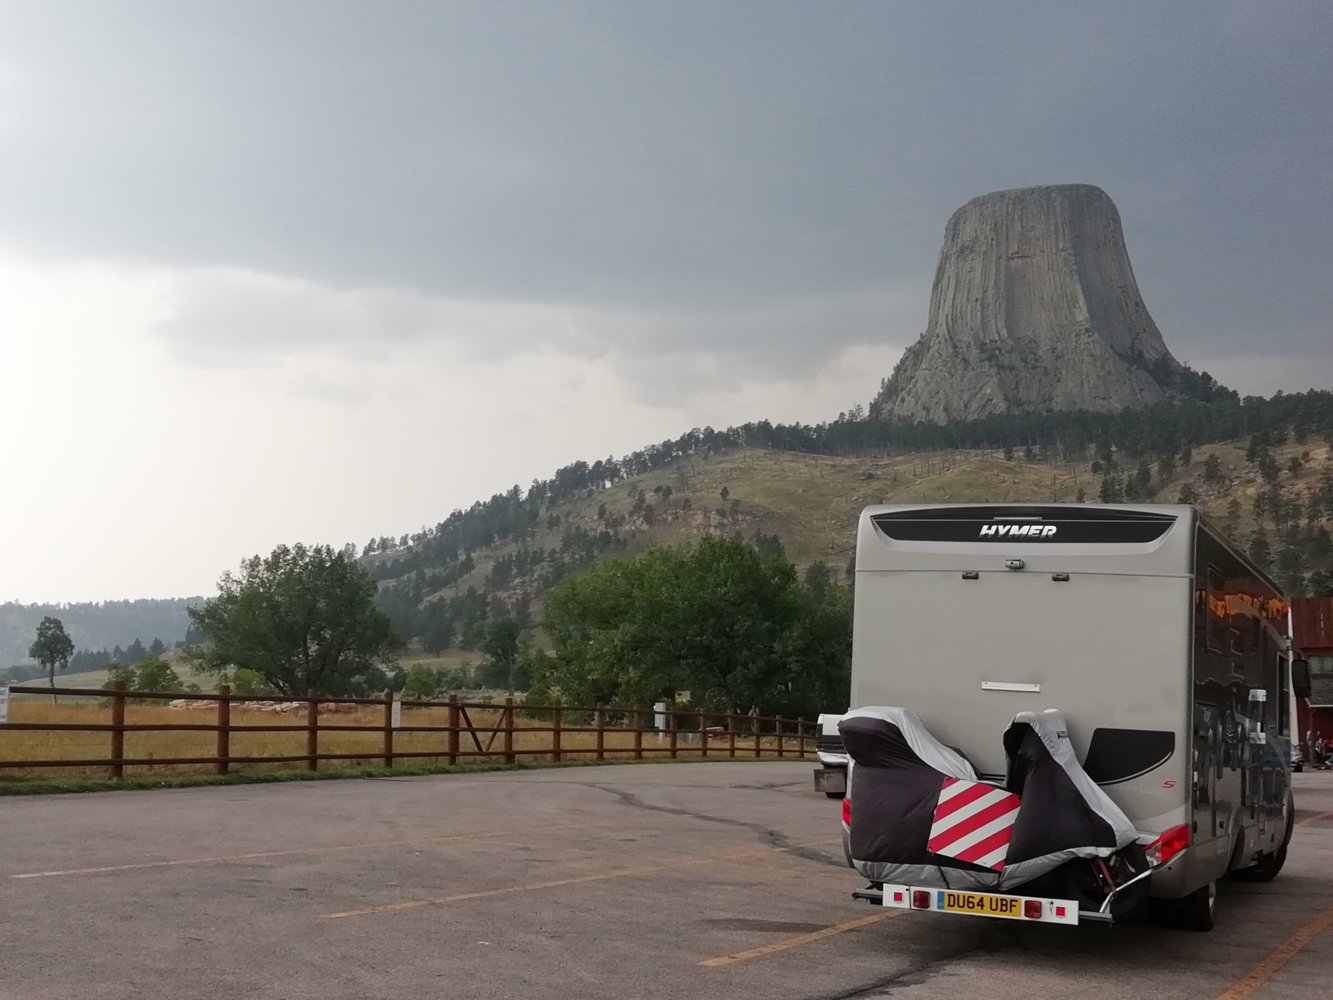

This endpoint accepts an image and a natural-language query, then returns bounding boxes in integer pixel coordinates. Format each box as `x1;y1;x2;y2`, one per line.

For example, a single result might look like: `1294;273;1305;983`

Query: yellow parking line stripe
322;840;838;919
698;910;903;967
1295;809;1333;828
1215;907;1333;1000
10;825;589;879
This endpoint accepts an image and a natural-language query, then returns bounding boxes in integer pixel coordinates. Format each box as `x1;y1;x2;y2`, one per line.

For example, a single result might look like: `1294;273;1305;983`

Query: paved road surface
1;763;1330;999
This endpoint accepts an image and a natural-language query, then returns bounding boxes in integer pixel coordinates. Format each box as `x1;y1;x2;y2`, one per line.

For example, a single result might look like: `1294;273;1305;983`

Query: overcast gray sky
1;1;1330;602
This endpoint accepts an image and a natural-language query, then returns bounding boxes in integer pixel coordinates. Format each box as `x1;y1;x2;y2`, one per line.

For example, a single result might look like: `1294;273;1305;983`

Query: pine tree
1133;460;1153;499
1257;450;1281;485
1225;496;1242;536
1249;531;1273;572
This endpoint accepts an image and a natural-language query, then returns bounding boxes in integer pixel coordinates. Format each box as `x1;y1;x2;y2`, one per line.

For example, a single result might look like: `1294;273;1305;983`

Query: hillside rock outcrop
871;184;1195;423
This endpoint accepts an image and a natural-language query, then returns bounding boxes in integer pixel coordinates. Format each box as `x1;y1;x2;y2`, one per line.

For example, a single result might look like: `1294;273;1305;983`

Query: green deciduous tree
105;663;136;689
186;543;401;696
481;617;522;694
538;535;849;718
134;657;183;693
419;599;453;655
401;665;445;701
28;615;75;702
225;667;269;696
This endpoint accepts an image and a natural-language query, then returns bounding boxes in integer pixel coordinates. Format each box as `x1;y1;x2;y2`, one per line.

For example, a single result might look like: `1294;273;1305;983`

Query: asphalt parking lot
1;763;1330;1000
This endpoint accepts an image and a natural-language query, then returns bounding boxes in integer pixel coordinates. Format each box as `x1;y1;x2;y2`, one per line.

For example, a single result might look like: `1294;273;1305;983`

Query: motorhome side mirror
1291;658;1312;699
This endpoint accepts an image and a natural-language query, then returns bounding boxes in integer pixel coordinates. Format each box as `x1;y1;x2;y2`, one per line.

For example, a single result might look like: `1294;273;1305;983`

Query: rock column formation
871;184;1191;423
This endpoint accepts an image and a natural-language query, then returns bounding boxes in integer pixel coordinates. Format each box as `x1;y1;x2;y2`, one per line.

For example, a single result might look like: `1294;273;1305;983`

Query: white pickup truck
812;712;848;797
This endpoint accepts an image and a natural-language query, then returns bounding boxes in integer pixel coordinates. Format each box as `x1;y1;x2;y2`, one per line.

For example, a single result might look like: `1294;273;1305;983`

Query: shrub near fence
0;683;814;781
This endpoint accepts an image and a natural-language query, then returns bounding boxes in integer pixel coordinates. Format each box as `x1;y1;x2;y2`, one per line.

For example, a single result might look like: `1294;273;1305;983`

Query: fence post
669;704;678;760
216;684;231;775
798;717;808;758
551;698;563;763
306;690;319;771
503;696;515;765
447;693;460;765
727;713;736;759
698;707;707;758
753;712;761;758
595;703;606;761
633;706;643;760
109;680;126;780
383;690;394;769
777;716;785;758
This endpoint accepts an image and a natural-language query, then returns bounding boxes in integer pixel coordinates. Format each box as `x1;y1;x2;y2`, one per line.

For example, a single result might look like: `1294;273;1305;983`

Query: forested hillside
0;599;200;670
366;390;1333;660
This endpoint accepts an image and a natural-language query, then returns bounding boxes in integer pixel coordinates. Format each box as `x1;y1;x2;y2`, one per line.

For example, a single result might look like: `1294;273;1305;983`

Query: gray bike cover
839;706;1139;891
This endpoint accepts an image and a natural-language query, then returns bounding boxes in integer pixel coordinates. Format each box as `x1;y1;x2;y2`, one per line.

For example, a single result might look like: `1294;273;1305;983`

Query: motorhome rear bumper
853;883;1086;925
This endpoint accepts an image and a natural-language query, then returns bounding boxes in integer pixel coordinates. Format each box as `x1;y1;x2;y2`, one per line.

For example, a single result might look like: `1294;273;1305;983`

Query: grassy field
396;648;487;673
29;657;216;693
0;699;804;783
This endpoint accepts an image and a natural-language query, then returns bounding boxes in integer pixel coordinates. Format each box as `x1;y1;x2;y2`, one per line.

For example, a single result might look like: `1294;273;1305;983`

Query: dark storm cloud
153;265;917;400
0;0;1329;388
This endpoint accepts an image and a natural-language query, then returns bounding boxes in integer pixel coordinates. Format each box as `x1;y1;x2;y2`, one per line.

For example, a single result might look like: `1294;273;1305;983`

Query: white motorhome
838;503;1306;931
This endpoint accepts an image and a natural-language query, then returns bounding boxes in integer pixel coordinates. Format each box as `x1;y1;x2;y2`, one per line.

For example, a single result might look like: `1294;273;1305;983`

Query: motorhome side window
1205;566;1227;655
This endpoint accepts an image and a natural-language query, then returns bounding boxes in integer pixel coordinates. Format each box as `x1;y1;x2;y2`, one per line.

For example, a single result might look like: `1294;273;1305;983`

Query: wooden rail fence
0;683;815;780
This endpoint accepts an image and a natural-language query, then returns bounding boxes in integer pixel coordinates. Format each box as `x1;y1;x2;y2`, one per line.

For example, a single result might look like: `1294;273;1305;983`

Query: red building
1292;597;1333;747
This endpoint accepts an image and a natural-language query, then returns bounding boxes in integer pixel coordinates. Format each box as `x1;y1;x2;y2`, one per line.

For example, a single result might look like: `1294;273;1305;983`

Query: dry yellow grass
0;698;808;781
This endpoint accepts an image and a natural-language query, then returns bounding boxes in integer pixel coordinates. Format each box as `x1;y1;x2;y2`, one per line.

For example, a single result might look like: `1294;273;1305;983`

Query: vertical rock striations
871;184;1198;423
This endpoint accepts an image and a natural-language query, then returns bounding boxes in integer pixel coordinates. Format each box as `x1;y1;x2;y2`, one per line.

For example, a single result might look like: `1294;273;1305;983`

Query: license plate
938;890;1022;918
878;884;1078;924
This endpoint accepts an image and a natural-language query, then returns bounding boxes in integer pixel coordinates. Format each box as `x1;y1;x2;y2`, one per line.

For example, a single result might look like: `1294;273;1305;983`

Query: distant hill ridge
0;598;200;670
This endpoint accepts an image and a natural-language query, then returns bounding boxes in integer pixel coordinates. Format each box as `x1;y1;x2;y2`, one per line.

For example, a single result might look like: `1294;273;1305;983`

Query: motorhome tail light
892;890;905;905
911;891;931;909
1055;904;1067;918
1023;900;1043;919
841;798;851;826
1146;825;1191;866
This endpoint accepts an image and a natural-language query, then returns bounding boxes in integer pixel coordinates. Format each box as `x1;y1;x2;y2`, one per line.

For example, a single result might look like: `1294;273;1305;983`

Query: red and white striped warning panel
927;777;1021;871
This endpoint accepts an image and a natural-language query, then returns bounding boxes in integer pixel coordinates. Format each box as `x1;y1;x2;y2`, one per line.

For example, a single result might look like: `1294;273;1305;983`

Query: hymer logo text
979;524;1058;538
